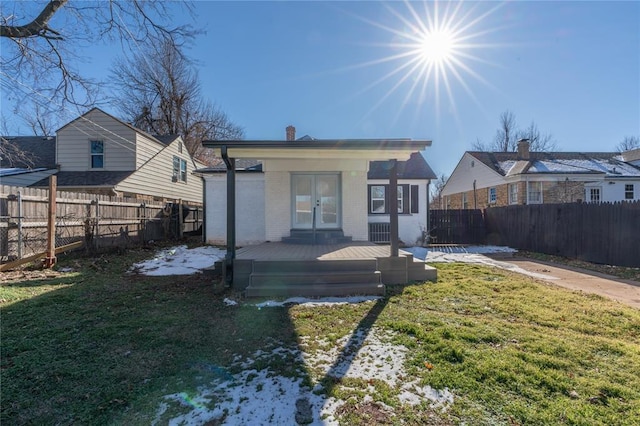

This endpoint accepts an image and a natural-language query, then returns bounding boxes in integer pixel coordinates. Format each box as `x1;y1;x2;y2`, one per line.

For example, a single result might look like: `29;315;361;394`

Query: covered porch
202;136;435;297
231;242;437;297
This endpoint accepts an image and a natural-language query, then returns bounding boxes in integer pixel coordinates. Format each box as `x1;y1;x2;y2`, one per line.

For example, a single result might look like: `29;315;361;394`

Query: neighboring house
0;136;58;187
197;131;436;246
441;140;640;209
21;108;205;203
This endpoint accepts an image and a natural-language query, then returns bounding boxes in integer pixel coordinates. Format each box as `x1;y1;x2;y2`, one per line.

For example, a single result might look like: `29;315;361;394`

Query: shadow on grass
0;267;299;425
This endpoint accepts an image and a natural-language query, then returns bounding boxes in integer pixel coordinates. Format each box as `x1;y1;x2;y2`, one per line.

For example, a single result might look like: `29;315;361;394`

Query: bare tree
20;103;56;136
0;136;34;168
110;40;243;163
617;135;640;152
1;1;195;112
430;173;449;209
517;121;557;152
472;110;556;152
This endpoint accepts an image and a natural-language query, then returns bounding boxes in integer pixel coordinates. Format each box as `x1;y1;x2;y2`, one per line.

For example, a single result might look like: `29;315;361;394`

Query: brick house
441;140;640;209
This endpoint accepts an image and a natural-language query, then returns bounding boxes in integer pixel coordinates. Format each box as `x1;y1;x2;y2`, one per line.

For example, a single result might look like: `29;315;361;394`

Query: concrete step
252;259;378;274
245;282;386;298
250;270;381;286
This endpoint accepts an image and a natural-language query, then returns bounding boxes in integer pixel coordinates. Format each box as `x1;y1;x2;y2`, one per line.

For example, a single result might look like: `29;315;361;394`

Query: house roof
202;138;432;161
368;152;437;180
153;134;181;145
196;159;263;173
32;171;134;187
0;136;57;168
468;151;640;178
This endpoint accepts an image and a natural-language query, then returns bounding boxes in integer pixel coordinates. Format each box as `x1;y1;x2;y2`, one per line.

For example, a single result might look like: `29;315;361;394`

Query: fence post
17;190;23;259
44;176;57;268
178;199;184;238
93;198;100;251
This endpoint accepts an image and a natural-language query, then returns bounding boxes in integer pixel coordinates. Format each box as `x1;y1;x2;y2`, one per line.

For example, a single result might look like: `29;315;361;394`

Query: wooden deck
236;242;410;261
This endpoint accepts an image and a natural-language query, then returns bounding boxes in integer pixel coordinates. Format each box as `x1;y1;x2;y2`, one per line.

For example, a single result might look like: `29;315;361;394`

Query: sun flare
419;29;455;65
340;1;503;126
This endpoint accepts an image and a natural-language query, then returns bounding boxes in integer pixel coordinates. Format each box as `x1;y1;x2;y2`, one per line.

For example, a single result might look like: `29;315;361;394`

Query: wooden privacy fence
429;209;486;244
1;183;202;268
484;201;640;267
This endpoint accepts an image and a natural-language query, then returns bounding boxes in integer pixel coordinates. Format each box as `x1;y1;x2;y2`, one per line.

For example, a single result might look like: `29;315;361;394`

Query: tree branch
0;0;68;39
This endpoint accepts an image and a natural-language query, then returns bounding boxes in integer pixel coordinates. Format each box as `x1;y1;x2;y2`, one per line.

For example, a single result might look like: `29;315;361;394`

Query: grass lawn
1;248;639;425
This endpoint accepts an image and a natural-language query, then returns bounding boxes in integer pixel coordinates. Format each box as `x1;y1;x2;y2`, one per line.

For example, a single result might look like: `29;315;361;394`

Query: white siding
368;178;428;245
203;173;265;245
586;179;640;202
263;158;369;241
442;152;505;196
115;138;203;203
57;109;137;171
135;133;165;168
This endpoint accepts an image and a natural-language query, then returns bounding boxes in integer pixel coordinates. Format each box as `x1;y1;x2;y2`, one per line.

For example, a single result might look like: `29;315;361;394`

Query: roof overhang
202;139;431;161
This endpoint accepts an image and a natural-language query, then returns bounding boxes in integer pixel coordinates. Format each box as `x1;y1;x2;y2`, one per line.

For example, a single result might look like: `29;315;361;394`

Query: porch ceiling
202;139;431;161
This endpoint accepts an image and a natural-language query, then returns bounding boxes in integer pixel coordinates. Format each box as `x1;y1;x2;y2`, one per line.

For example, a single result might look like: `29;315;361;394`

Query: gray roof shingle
1;136;57;169
368;152;437;180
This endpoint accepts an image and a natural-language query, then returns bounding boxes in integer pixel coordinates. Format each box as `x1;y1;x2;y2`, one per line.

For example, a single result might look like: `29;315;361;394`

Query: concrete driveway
490;255;640;309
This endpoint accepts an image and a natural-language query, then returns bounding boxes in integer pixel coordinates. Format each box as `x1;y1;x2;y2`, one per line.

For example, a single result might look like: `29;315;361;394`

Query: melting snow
256;296;381;308
154;327;453;425
130;245;224;276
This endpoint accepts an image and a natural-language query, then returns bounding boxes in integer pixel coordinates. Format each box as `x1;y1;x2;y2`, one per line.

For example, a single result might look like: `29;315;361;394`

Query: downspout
473;179;477;209
389;159;399;257
426;181;430;244
201;175;207;243
221;146;236;286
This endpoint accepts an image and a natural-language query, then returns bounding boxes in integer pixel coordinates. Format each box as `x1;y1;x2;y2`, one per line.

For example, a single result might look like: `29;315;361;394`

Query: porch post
221;146;236;285
389;159;399;257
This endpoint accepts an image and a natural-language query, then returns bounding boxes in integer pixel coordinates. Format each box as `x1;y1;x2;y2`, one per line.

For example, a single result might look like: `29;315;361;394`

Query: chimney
517;138;530;160
286;125;296;141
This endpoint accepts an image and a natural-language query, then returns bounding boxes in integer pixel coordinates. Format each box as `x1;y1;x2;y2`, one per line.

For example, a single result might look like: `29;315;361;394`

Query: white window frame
625;184;634;200
90;140;104;169
370;185;385;214
488;187;497;204
527;182;543;204
172;156;187;183
589;187;601;203
462;192;468;209
508;183;518;205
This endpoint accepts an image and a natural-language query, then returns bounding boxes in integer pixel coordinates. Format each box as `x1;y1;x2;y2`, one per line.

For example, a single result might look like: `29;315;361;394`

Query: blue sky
3;1;639;177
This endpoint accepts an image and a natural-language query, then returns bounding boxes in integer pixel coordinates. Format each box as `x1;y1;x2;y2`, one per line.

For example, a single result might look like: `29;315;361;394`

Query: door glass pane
294;175;313;226
317;175;338;226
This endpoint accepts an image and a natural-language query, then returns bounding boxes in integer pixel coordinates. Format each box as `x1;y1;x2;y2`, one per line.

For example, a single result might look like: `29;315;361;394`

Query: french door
292;174;340;229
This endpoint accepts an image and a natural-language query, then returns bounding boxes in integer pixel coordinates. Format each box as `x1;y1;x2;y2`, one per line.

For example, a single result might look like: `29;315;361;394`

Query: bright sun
340;1;502;125
419;29;455;65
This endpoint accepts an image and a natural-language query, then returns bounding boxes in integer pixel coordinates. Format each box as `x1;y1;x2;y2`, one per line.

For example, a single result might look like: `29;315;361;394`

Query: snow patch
155;327;453;425
130;245;225;276
255;296;381;308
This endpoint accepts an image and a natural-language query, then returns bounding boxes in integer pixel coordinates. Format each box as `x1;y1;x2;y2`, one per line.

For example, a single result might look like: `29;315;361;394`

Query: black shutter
410;185;419;213
384;184;390;214
367;184;373;214
401;184;410;214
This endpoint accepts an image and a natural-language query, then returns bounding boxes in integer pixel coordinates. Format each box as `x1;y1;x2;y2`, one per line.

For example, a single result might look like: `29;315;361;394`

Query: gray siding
57;109;137;172
116;137;203;203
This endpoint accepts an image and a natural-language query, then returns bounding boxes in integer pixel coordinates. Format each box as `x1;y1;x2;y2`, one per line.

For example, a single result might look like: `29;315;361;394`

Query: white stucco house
197;134;436;247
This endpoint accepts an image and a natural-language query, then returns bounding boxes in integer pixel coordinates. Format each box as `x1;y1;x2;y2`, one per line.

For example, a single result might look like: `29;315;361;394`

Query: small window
625;184;634;200
173;156;187;182
90;140;104;169
370;185;386;213
508;183;518;205
590;188;601;203
488;187;497;204
527;182;543;204
178;141;183;153
462;192;468;209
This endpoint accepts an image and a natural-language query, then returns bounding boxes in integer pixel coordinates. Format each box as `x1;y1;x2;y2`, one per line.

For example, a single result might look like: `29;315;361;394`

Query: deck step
282;229;352;245
252;259;378;274
246;282;385;298
250;270;381;286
